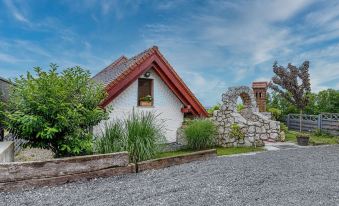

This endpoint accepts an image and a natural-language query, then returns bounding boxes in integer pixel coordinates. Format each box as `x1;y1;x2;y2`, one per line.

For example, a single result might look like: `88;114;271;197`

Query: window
138;78;153;106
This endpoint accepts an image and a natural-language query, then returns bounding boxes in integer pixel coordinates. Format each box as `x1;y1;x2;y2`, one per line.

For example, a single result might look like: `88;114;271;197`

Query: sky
0;0;339;106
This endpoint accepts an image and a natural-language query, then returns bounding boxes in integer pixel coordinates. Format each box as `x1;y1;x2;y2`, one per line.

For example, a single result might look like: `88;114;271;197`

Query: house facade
93;46;208;142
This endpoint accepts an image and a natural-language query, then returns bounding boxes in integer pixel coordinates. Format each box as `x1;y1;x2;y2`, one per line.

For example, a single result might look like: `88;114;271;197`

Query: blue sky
0;0;339;106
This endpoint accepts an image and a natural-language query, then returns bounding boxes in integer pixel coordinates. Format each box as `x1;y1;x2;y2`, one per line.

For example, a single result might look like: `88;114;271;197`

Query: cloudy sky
0;0;338;106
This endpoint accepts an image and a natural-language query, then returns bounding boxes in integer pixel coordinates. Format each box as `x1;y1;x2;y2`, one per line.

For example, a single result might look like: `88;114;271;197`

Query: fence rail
285;113;339;136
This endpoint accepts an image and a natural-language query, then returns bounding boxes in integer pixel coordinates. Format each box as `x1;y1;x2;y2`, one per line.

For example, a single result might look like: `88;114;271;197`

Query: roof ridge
105;46;157;88
92;55;128;79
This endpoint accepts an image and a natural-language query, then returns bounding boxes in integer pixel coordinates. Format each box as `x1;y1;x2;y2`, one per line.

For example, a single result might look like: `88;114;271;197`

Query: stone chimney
252;82;268;112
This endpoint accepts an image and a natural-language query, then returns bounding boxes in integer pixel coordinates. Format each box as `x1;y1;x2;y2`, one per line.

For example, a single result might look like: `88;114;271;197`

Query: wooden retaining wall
0;149;217;192
137;149;217;172
0;152;134;192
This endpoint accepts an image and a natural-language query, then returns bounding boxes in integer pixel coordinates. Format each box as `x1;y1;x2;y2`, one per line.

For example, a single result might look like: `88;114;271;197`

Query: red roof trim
100;47;208;117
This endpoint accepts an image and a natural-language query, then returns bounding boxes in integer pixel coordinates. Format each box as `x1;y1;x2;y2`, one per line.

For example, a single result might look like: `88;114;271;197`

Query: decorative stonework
213;86;280;147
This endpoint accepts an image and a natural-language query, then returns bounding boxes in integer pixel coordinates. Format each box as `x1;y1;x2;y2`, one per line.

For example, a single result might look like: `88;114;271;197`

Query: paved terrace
1;145;338;206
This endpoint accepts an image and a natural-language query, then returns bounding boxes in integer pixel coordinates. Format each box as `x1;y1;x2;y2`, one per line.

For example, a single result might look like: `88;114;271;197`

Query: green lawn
216;146;264;156
285;130;339;145
156;146;264;159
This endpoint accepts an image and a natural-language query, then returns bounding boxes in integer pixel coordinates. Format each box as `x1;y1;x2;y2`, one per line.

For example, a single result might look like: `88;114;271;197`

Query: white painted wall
94;69;184;142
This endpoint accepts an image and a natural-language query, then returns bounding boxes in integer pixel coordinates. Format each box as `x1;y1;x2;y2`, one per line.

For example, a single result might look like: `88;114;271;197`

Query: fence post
318;114;322;131
287;114;290;129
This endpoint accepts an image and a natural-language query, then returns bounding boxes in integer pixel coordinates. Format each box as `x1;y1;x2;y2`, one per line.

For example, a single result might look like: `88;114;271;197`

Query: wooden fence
285;113;339;136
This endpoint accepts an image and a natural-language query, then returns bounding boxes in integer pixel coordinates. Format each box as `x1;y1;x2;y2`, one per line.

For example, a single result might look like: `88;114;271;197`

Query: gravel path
1;145;339;206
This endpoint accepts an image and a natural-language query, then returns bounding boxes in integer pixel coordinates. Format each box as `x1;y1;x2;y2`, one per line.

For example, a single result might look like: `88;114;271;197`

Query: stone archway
214;86;280;147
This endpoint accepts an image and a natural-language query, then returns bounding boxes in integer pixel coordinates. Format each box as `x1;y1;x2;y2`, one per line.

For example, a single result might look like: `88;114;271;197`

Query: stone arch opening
239;92;251;109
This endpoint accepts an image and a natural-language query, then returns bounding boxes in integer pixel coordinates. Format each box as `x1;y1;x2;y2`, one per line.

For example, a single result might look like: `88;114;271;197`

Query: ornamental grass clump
184;119;216;150
94;121;125;154
94;111;165;164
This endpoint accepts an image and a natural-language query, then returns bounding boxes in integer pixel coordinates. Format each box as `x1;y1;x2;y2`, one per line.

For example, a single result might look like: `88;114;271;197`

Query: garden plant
269;61;311;144
95;111;165;167
3;65;108;157
184;119;216;150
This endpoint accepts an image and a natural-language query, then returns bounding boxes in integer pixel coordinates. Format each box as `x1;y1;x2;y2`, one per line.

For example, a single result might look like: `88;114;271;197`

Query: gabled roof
0;76;11;84
93;46;208;117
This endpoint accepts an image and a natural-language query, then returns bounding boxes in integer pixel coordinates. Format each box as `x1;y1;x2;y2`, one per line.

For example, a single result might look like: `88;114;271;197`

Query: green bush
229;123;245;141
95;111;165;164
237;104;244;112
268;108;282;120
4;65;108;157
184;119;216;150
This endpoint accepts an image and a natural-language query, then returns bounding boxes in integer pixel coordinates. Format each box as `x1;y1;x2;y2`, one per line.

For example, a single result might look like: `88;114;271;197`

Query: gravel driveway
1;145;339;206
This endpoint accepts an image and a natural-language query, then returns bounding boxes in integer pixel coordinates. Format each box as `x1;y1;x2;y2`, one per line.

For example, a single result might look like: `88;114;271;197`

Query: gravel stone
1;145;338;206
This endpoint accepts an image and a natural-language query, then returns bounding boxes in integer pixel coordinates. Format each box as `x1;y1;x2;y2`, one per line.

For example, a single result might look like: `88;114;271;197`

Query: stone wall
213;86;280;147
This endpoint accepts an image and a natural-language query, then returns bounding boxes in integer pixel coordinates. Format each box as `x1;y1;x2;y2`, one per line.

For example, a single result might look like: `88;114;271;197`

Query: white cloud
3;0;30;24
0;52;21;63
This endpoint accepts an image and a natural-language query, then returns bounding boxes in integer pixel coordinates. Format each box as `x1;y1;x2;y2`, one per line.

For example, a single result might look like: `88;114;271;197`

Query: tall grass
125;112;165;163
184;119;216;150
94;111;165;164
94;121;125;154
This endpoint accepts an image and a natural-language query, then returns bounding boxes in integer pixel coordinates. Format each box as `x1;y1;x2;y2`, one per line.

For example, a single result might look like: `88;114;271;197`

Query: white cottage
93;46;208;142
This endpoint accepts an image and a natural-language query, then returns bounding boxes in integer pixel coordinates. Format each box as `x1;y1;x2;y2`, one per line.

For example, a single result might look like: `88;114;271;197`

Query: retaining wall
0;152;134;192
137;149;217;172
0;149;217;192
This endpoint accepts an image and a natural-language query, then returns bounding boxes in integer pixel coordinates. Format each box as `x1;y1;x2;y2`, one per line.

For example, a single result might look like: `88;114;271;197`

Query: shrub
184;119;216;150
4;65;108;157
268;108;282;120
229;123;245;141
94;111;165;164
237;104;244;112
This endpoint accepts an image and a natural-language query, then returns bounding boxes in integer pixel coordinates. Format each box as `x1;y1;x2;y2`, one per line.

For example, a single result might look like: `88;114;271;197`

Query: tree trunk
299;110;303;133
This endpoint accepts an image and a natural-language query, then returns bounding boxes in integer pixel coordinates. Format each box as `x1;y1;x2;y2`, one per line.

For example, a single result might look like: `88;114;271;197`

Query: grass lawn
286;130;339;145
156;146;264;159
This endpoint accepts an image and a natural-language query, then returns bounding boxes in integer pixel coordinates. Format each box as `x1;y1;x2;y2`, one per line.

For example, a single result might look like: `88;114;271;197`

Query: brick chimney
252;82;268;112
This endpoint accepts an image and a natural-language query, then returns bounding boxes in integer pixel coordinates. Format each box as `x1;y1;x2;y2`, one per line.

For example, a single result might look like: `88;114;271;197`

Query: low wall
137;149;217;172
1;149;217;192
0;141;14;163
0;152;134;192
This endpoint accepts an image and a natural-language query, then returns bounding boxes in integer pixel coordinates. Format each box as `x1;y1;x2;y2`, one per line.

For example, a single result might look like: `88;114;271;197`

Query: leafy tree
317;89;339;113
4;65;108;157
267;89;339;115
269;61;311;132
